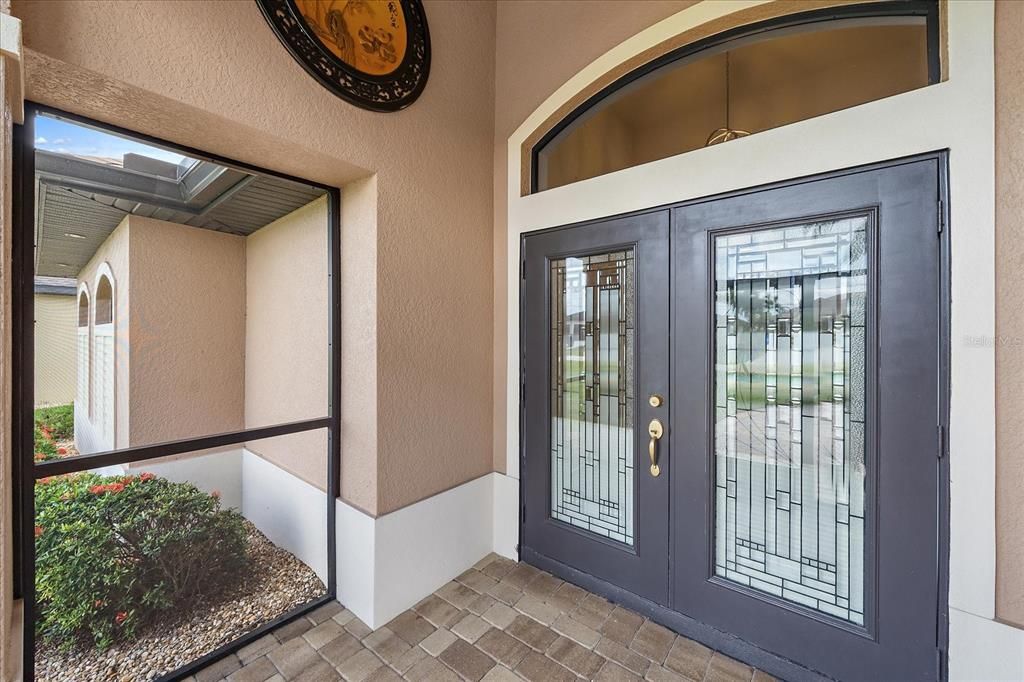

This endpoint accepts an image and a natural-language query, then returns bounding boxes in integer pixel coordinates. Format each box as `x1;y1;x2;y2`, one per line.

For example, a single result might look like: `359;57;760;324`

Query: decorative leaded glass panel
713;217;868;625
550;250;635;546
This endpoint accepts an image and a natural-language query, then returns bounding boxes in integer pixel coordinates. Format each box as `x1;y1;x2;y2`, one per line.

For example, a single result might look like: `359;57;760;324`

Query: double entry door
521;157;945;681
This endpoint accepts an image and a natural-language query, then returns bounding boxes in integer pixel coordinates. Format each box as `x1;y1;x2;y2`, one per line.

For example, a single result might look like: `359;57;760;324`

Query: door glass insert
713;217;868;625
550;250;635;546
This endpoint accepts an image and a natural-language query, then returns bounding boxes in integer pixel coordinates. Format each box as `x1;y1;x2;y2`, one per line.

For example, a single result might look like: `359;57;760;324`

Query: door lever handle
648;418;664;477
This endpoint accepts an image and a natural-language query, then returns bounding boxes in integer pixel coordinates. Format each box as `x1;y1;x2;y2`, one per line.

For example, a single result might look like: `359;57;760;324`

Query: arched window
532;3;939;193
92;269;116;448
77;289;90;327
95;275;113;325
76;286;90;418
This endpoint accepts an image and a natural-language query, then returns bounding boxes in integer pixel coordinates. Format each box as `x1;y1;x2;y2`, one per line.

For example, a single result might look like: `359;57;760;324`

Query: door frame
518;152;950;682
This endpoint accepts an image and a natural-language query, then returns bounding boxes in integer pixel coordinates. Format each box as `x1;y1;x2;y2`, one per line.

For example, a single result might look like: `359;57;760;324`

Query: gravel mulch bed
55;439;79;457
35;519;326;682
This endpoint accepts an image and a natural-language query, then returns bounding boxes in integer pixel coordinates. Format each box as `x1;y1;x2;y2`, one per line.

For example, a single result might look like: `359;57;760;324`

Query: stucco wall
12;0;496;516
76;215;246;450
0;4;15;675
491;0;694;472
33;292;75;406
126;215;246;446
994;0;1024;629
245;196;329;491
78;217;130;449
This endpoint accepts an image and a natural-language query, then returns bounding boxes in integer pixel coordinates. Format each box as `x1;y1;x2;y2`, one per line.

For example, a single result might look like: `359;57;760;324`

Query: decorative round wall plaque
256;0;431;112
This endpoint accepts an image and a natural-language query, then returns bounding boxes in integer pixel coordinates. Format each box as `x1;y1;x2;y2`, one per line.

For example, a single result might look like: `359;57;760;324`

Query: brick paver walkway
189;554;774;682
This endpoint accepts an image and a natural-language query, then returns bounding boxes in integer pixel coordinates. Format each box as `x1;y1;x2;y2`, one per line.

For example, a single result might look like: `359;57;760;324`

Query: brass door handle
648;418;664;477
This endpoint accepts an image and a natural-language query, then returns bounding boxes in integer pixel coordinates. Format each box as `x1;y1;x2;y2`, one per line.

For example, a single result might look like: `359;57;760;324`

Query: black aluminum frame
12;102;343;682
529;0;942;194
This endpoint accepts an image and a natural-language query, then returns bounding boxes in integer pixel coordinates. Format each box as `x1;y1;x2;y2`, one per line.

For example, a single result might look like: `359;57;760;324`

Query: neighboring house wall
244;195;328;490
33;292;76;406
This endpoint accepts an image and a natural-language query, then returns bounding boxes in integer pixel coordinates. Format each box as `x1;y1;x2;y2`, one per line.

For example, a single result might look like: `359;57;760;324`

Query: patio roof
33;275;76;296
35;149;326;278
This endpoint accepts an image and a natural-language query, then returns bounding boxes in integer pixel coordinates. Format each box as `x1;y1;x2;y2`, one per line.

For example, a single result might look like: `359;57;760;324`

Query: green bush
33;424;58;462
34;404;74;462
35;472;248;649
35;403;74;441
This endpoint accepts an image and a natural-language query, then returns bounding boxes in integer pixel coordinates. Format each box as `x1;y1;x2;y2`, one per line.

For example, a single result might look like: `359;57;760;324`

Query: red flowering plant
33;404;74;462
34;472;248;650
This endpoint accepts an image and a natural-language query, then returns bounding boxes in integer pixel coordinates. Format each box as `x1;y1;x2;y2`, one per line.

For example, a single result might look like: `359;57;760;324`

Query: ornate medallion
256;0;430;112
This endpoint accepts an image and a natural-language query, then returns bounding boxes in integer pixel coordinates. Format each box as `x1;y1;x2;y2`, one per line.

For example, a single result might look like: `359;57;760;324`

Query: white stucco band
504;0;1013;675
338;473;512;629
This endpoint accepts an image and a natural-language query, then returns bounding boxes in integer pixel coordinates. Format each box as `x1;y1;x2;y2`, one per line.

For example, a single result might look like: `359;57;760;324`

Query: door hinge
937;424;946;459
521;506;526;523
521;259;527;280
937;199;945;236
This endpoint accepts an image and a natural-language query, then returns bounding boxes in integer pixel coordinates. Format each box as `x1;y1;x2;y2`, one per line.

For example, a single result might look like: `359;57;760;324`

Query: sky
34;114;190;165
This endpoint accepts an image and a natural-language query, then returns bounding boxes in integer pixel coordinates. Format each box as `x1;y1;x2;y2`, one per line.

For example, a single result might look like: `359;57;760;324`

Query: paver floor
189;554;775;682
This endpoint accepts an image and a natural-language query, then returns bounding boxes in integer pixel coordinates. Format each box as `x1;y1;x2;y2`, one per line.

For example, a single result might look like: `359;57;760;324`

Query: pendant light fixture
705;51;751;146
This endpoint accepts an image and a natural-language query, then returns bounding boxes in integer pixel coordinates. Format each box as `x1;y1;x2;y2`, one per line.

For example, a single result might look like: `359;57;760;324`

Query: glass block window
713;217;868;625
550;250;635;546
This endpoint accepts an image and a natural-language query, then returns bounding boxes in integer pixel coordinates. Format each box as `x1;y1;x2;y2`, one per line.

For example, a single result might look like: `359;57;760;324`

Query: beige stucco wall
126;216;246;446
0;2;15;675
78;217;130;449
33;292;75;406
12;0;496;516
245;196;329;491
76;215;246;450
491;0;694;473
995;0;1024;629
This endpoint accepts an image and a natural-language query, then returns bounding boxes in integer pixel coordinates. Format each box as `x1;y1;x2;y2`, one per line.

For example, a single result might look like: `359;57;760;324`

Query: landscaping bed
34;404;78;462
34;472;326;681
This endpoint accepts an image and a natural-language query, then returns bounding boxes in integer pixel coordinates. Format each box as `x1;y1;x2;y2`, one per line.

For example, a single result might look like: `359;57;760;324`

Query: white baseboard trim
242;449;329;584
493;472;519;561
135;447;243;511
950;608;1024;681
336;473;502;629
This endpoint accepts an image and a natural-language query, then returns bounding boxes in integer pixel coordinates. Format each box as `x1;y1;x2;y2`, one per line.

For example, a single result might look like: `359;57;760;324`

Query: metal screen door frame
671;156;947;681
521;210;671;606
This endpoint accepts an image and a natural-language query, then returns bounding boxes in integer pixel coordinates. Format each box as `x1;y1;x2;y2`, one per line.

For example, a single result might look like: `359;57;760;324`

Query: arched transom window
532;3;939;193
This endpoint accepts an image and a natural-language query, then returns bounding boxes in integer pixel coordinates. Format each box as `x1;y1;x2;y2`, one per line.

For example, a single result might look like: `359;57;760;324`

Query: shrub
34;404;74;462
35;403;74;441
33;424;58;462
35;473;248;649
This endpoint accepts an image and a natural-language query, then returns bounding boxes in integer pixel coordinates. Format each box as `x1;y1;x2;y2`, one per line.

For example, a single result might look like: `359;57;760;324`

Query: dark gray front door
521;156;945;681
672;158;943;680
522;210;671;605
